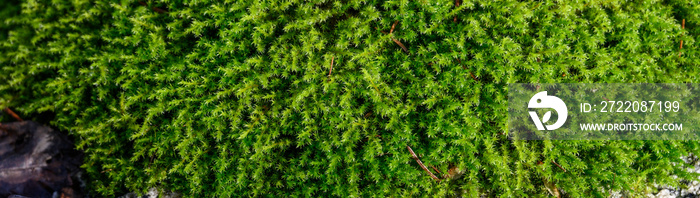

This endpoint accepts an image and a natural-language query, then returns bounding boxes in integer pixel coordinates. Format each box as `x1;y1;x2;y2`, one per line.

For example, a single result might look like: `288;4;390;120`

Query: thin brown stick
3;108;23;122
679;40;683;58
391;38;409;54
451;50;472;75
455;57;468;70
407;145;440;182
328;56;334;78
602;96;610;102
680;19;685;58
454;0;461;22
469;72;478;81
389;21;408;53
376;23;409;54
139;1;168;13
153;7;167;13
375;27;387;34
431;165;443;175
552;160;567;172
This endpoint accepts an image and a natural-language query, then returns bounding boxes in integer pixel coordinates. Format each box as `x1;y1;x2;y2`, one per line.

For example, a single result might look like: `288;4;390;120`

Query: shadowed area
0;121;84;198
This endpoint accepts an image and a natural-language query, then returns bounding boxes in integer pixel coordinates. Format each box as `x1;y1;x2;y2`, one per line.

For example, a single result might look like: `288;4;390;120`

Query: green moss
2;0;700;197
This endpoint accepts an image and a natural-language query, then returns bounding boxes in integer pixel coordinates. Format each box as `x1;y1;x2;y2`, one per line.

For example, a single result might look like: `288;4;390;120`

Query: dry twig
552;160;567;172
327;56;334;81
452;53;478;81
376;22;409;54
680;19;685;58
139;1;168;13
406;145;440;182
454;0;461;22
455;57;465;69
391;38;409;53
4;108;23;121
431;165;442;175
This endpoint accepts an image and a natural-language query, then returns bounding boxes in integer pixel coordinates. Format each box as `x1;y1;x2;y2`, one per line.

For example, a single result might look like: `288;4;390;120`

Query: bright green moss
2;0;700;197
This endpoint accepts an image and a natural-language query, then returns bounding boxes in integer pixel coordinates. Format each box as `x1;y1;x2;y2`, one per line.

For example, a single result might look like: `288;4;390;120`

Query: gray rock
119;187;181;198
0;121;84;198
